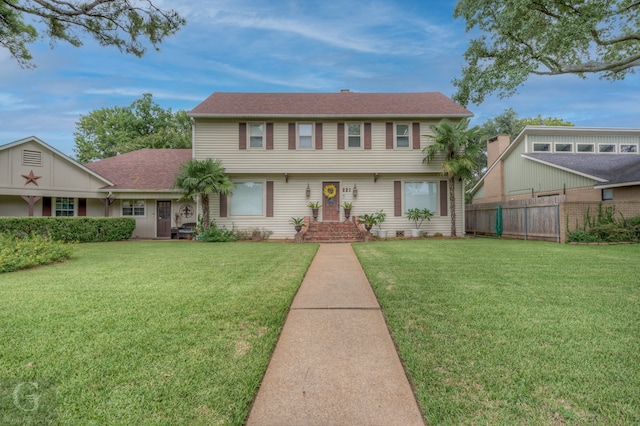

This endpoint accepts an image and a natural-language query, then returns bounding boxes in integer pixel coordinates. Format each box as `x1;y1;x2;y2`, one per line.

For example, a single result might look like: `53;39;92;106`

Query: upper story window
347;123;362;148
249;124;264;148
621;144;638;153
533;143;551;152
598;144;616;153
396;124;410;148
55;197;75;216
577;143;594;153
555;143;572;152
122;200;145;216
298;123;313;148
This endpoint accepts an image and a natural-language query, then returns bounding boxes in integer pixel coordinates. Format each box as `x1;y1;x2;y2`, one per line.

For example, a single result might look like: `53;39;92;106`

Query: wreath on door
323;184;337;199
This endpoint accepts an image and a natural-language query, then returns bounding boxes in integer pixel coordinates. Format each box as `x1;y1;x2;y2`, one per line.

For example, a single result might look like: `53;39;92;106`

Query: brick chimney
487;135;510;167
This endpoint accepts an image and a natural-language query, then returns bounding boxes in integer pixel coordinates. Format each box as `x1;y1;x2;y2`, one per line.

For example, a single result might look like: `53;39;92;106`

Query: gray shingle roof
190;92;473;117
523;153;640;186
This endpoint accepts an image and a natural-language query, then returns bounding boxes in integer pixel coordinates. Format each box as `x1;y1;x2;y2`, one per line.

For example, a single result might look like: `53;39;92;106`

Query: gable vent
22;150;42;166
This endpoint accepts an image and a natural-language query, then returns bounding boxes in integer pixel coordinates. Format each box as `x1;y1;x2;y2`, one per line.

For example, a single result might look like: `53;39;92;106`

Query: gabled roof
0;136;114;187
523;153;640;187
85;149;192;191
190;92;473;118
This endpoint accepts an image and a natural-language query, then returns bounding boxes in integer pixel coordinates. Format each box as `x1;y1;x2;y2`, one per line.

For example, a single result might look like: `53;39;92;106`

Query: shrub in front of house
0;233;75;273
200;223;237;242
567;206;640;243
0;217;136;242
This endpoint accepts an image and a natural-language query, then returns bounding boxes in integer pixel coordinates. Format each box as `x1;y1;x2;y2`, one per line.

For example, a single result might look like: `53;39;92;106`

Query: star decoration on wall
22;170;42;186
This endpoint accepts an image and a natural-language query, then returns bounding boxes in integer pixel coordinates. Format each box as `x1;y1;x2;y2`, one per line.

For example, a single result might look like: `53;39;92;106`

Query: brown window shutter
394;181;402;216
288;123;296;150
364;123;372;150
266;181;274;217
266;123;274;150
412;123;421;149
440;180;448;216
315;123;323;150
239;123;247;150
337;123;345;150
220;193;228;217
42;197;52;216
386;122;394;149
78;198;87;216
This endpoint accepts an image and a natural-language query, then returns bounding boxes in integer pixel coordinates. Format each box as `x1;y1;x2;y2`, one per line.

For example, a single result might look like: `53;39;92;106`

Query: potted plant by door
289;217;306;233
307;201;321;221
406;208;433;237
342;201;353;221
358;210;387;237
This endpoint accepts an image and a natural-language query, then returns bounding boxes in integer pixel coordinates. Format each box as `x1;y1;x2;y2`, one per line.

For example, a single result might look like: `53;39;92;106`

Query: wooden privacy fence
465;197;563;243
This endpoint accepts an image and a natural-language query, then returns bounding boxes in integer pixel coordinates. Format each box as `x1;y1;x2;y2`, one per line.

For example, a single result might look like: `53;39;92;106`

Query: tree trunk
201;194;210;230
449;175;456;237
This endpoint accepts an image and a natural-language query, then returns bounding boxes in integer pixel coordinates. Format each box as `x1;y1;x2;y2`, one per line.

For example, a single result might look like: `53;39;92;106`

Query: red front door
157;201;172;238
322;182;340;221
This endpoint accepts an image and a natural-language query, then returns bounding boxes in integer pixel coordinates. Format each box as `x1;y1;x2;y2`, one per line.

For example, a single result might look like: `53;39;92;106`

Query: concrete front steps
303;220;365;243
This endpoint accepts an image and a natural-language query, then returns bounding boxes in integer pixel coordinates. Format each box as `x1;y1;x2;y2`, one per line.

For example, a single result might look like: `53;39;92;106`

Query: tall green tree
74;93;191;163
453;0;640;105
2;0;185;68
423;119;481;237
174;159;234;231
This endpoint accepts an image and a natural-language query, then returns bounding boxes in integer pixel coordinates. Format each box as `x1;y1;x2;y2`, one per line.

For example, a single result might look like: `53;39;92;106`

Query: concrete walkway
246;244;425;426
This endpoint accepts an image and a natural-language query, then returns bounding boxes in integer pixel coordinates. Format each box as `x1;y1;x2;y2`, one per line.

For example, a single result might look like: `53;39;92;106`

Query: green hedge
0;217;136;242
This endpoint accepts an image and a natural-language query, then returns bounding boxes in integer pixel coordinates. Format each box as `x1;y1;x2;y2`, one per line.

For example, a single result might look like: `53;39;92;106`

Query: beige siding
193;119;448;174
208;174;463;239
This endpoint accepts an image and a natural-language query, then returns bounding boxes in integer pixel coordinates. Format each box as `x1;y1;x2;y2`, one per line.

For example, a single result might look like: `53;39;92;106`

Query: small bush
567;205;640;243
0;234;75;273
234;228;273;241
200;223;236;242
0;217;135;242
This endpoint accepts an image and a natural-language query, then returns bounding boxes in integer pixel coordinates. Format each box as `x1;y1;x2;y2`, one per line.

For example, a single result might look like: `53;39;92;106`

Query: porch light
374;173;379;182
353;184;358;197
306;184;311;197
284;173;289;183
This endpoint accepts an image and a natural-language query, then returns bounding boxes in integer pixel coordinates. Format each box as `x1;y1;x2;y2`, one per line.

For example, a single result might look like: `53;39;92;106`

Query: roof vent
340;89;350;93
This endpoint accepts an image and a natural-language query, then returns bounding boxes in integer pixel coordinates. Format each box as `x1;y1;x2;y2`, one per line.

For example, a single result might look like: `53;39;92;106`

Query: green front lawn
0;241;317;425
354;239;640;425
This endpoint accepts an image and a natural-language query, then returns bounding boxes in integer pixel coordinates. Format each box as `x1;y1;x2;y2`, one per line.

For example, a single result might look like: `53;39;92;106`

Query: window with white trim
405;182;438;213
533;143;550;152
577;143;594;153
598;144;616;153
230;182;264;216
555;143;572;152
298;123;313;148
249;124;264;148
55;197;75;216
396;124;410;148
347;123;362;148
122;200;145;216
620;144;638;153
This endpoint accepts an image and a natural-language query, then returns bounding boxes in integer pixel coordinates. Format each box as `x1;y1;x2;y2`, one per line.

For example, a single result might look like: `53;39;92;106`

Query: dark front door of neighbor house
322;181;340;221
157;201;171;238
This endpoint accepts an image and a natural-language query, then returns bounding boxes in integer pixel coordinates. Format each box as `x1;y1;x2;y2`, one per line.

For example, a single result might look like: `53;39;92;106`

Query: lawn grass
0;241;318;425
353;239;639;425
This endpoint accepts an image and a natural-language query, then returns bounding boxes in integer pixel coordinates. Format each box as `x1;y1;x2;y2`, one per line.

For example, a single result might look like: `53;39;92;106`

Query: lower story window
55;197;75;216
602;188;613;201
122;200;145;216
405;182;438;212
230;182;264;215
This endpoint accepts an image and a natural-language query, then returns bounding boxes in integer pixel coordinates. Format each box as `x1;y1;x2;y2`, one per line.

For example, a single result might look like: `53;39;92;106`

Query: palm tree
423;119;481;237
174;159;233;230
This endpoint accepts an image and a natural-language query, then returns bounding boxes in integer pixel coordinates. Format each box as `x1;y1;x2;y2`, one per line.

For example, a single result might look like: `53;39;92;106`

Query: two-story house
189;91;473;239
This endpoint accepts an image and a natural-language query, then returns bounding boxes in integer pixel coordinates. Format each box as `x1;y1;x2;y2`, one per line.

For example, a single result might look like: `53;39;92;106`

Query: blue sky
2;0;639;158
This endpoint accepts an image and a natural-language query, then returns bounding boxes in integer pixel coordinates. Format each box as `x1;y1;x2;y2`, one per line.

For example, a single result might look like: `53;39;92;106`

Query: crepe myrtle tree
174;159;234;231
423;119;481;237
2;0;185;69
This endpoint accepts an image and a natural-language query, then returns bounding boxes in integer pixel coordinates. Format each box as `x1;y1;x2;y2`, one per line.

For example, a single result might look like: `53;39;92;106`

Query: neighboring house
0;136;194;239
189;91;473;239
467;126;640;242
470;126;640;203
